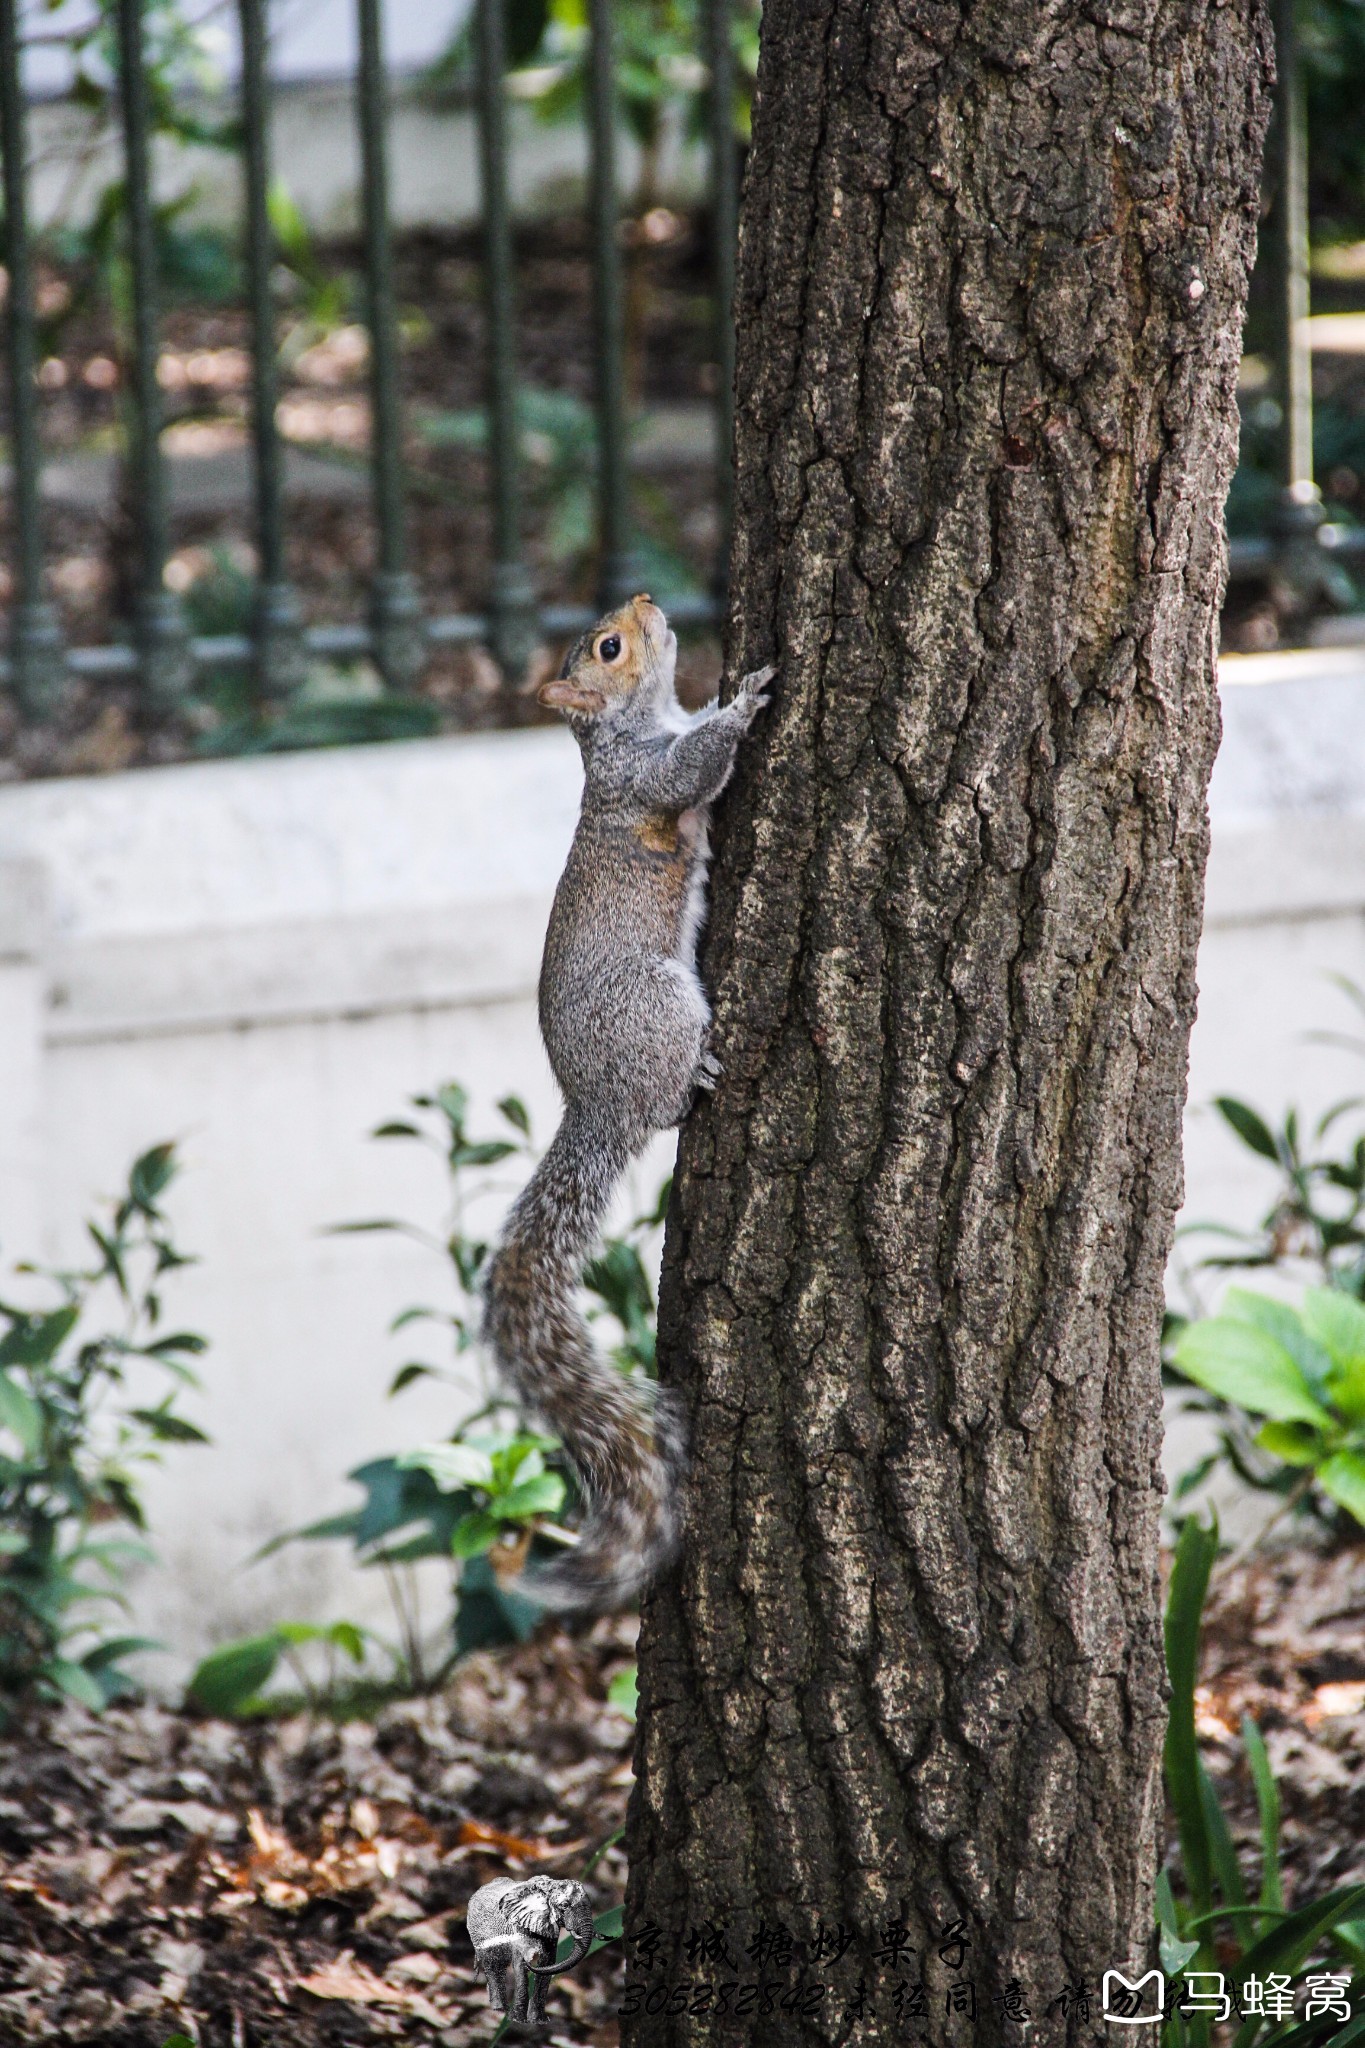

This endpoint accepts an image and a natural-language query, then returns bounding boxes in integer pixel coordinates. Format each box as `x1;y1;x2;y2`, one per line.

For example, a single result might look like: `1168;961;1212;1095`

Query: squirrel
483;593;774;1610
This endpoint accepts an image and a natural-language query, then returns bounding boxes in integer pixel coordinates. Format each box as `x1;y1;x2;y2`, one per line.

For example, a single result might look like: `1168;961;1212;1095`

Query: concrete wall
2;653;1364;1678
26;80;705;236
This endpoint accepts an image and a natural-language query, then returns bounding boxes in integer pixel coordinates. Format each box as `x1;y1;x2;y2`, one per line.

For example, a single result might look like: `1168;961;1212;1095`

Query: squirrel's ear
539;679;607;716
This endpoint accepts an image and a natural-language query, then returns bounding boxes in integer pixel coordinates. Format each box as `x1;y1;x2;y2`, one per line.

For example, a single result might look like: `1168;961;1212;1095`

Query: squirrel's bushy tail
483;1103;684;1610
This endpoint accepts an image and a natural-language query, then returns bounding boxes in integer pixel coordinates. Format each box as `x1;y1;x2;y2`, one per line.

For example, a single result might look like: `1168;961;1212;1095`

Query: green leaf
1164;1514;1220;1921
1242;1716;1283;1920
453;1553;541;1656
1172;1319;1335;1427
129;1143;177;1211
495;1473;567;1521
1214;1097;1280;1162
1303;1288;1365;1416
252;1509;361;1559
496;1095;532;1135
607;1665;638;1722
388;1306;445;1333
451;1509;501;1558
272;1621;327;1646
1199;1757;1247;1913
0;1304;79;1370
187;1634;281;1715
388;1362;436;1396
82;1635;160;1673
143;1331;208;1357
44;1658;107;1711
433;1082;469;1128
1234;1881;1365;1989
129;1406;209;1444
1158;1920;1201;1977
0;1371;43;1453
1254;1420;1323;1467
1223;1291;1336;1396
1316;1450;1365;1526
372;1121;422;1139
449;1140;518;1168
1155;1866;1183;1941
326;1620;367;1663
399;1442;495;1490
591;1903;624;1944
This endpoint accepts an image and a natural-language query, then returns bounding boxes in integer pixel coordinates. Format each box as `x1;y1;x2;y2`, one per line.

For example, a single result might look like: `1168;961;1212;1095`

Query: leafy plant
607;1663;638;1721
426;0;762;162
1158;1515;1365;2045
187;1618;380;1718
414;384;702;600
1166;981;1365;1535
1171;1288;1365;1535
0;1146;208;1714
201;1084;667;1712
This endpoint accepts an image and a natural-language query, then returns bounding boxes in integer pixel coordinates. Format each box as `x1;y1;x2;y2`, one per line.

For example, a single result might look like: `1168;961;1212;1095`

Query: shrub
0;1146;207;1714
1158;1515;1365;2045
189;1084;668;1713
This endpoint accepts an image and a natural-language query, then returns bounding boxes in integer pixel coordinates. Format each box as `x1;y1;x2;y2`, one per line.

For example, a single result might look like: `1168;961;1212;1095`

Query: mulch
0;1617;638;2046
1193;1537;1365;1904
0;1541;1360;2047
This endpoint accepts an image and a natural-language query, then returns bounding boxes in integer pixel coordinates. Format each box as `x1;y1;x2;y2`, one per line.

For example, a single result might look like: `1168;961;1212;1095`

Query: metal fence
4;0;1365;726
0;0;736;718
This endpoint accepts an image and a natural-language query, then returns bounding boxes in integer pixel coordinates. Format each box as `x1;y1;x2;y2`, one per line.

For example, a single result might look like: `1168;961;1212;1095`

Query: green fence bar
704;0;735;598
239;0;306;698
355;0;425;690
586;0;644;606
474;0;537;680
0;0;66;714
115;0;193;708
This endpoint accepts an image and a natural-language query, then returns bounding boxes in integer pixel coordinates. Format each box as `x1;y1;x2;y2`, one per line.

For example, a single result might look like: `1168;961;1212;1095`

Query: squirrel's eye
597;633;622;663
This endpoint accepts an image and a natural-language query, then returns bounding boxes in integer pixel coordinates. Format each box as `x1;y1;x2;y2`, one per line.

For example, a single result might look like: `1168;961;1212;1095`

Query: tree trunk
625;4;1272;2045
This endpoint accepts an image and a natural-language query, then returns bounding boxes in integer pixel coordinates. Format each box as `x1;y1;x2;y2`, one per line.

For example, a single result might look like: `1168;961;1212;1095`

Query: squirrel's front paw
735;664;777;724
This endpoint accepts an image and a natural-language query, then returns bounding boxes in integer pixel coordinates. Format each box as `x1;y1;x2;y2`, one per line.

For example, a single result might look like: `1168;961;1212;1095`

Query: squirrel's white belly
674;808;712;974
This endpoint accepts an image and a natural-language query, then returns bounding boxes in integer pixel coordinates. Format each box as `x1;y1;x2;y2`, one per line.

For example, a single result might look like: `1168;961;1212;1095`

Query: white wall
25;79;706;237
1;654;1363;1676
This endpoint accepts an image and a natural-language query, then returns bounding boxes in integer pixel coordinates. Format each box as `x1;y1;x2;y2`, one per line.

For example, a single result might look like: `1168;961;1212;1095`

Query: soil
0;1541;1360;2047
0;1615;640;2046
1192;1537;1365;1907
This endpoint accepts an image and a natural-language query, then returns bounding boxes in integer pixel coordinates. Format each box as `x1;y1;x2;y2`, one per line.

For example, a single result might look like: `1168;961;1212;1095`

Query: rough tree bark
625;3;1272;2044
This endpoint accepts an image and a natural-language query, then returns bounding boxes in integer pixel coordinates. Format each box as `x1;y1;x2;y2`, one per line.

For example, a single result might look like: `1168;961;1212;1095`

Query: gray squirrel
483;593;774;1609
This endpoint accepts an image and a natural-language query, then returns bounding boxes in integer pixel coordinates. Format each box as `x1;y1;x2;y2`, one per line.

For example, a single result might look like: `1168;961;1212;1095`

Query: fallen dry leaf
260;1878;310;1913
386;1951;441;1984
298;1948;449;2026
456;1817;547;1860
1305;1678;1365;1726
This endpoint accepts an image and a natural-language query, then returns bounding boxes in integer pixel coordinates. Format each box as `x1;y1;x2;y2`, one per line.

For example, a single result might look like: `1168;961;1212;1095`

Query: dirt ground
0;1616;639;2046
1192;1537;1365;1906
0;1540;1361;2047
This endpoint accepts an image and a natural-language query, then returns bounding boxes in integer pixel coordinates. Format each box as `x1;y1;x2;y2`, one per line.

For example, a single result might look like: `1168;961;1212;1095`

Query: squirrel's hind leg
598;955;709;1133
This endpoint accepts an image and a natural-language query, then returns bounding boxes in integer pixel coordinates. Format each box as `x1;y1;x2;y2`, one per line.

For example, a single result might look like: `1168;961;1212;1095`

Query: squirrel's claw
693;1048;723;1091
734;665;776;726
